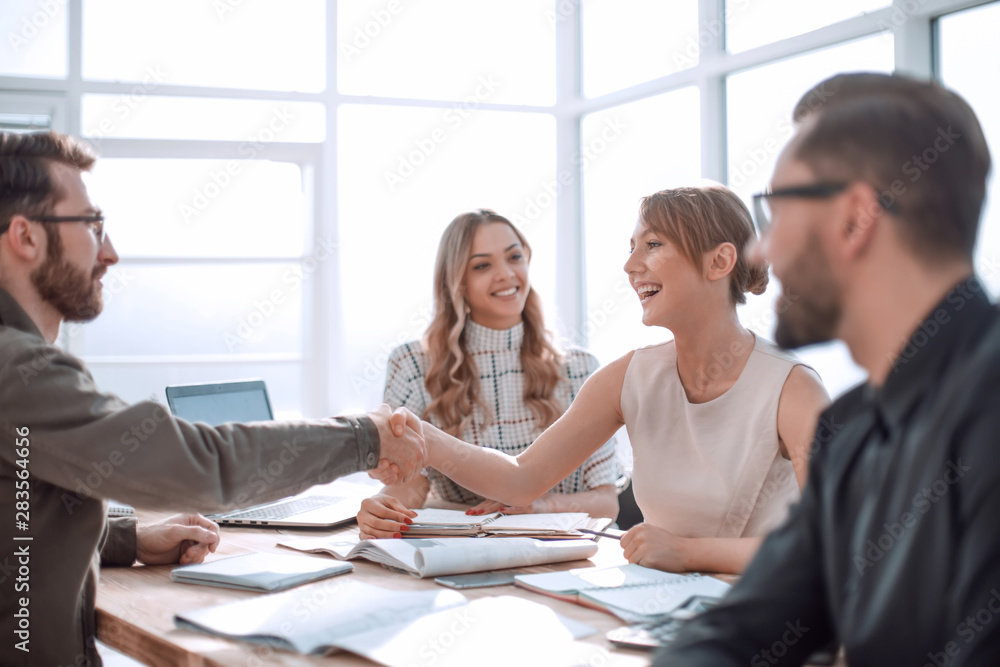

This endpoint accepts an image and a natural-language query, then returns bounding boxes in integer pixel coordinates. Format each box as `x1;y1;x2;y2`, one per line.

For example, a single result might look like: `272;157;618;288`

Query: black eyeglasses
751;183;849;236
0;214;106;245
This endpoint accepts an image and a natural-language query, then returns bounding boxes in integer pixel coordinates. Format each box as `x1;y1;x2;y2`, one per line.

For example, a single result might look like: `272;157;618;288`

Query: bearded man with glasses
0;131;426;666
658;72;999;666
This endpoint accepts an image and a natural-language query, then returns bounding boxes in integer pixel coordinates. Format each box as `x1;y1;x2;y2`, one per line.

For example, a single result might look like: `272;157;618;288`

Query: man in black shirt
657;73;999;665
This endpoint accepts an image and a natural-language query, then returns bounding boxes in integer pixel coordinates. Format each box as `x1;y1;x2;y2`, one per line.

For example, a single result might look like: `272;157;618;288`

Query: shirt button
366;452;377;467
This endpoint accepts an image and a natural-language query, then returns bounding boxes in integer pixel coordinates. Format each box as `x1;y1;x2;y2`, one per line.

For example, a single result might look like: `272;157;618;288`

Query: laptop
165;379;376;528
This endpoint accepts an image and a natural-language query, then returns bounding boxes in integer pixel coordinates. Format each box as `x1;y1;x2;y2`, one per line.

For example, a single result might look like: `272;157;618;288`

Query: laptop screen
165;380;274;426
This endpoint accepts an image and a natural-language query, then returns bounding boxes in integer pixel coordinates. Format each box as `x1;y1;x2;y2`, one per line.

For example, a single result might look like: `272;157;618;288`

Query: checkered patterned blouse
383;320;622;504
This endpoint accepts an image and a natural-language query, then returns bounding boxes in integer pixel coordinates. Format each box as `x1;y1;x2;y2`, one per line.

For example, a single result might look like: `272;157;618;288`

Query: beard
774;230;842;350
30;226;105;323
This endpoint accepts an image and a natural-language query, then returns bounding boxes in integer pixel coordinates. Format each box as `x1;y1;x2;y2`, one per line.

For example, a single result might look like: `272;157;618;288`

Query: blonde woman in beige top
381;184;830;574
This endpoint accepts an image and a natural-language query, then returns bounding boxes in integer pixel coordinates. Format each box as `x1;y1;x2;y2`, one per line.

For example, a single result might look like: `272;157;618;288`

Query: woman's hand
620;523;691;572
357;493;417;540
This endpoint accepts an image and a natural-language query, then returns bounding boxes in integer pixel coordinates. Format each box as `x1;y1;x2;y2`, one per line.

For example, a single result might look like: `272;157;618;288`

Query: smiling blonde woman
357;209;622;538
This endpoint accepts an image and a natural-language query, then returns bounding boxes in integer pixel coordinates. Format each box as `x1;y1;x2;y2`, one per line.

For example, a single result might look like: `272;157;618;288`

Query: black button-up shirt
657;277;1000;666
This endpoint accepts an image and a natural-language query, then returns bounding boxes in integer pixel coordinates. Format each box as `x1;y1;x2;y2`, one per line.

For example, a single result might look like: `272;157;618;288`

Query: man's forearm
99;517;137;567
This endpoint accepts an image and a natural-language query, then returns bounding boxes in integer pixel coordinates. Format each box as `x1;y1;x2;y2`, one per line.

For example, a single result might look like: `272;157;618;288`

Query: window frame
0;0;992;413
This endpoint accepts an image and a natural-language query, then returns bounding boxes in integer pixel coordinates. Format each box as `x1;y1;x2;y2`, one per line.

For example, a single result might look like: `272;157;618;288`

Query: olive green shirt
0;287;381;666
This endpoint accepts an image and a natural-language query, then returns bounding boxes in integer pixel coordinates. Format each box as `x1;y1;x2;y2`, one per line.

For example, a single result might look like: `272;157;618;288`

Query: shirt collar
464;318;524;352
873;275;994;431
0;287;45;341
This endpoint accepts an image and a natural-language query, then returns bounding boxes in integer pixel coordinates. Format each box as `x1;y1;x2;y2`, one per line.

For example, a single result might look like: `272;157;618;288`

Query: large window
337;0;554;105
938;2;1000;299
581;1;699;98
1;0;996;415
336;104;557;410
582;88;702;363
726;34;895;393
726;0;891;53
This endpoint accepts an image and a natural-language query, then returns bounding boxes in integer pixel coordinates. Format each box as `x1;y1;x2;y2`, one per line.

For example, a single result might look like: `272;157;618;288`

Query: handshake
366;404;429;485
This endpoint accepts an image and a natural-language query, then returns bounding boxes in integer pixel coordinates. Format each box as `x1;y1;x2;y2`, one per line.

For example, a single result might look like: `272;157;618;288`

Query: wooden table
96;516;656;666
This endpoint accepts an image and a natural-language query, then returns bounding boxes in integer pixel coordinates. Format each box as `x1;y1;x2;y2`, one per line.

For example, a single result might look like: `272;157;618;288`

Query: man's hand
136;514;221;566
368;405;426;485
357;493;417;540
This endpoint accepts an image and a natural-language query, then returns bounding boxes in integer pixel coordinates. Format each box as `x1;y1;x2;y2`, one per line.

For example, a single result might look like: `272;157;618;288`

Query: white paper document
175;580;597;665
278;535;599;578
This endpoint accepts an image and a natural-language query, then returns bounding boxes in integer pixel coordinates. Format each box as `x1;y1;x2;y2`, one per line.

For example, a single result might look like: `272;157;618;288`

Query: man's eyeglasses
751;183;849;236
752;182;898;236
0;214;106;245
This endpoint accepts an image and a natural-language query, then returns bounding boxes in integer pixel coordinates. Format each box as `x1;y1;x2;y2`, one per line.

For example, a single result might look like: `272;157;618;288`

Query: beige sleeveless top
621;335;802;538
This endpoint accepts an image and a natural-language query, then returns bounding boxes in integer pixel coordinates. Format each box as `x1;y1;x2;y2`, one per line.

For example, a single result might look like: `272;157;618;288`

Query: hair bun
746;263;770;296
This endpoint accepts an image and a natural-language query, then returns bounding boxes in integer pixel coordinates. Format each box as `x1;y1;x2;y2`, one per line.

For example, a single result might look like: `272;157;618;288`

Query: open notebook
278;535;599;578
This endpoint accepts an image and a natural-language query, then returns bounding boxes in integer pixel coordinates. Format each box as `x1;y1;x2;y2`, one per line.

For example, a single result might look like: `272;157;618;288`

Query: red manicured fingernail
404;518;413;524
393;532;402;538
400;524;409;532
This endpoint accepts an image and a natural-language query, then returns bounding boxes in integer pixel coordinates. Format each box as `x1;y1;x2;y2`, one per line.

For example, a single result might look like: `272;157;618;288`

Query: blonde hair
422;209;565;437
639;184;769;305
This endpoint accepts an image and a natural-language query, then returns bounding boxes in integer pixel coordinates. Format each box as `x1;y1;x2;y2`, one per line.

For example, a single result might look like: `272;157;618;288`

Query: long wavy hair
422;209;565;437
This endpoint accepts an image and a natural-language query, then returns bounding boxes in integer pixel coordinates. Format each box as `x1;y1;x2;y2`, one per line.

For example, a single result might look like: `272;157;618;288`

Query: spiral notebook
514;563;731;623
403;508;602;537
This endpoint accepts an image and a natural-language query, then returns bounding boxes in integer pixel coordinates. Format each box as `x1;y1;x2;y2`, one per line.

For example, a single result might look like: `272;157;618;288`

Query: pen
579;528;623;540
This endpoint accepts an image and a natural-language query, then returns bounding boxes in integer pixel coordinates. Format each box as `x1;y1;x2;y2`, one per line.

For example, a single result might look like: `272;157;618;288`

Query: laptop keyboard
213;496;346;521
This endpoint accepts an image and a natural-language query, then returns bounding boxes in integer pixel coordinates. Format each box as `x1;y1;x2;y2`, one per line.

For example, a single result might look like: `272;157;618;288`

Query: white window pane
337;0;554;105
83;159;308;259
65;264;304;357
726;0;890;53
336;105;555;410
0;0;67;78
87;361;304;420
939;2;1000;300
582;88;701;364
727;34;894;202
82;0;325;92
81;95;324;143
727;35;893;397
582;0;699;98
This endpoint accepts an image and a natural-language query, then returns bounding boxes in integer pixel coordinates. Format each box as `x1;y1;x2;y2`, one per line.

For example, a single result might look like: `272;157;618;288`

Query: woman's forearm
537;485;619;520
680;535;764;574
424;423;548;506
423;362;628;507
